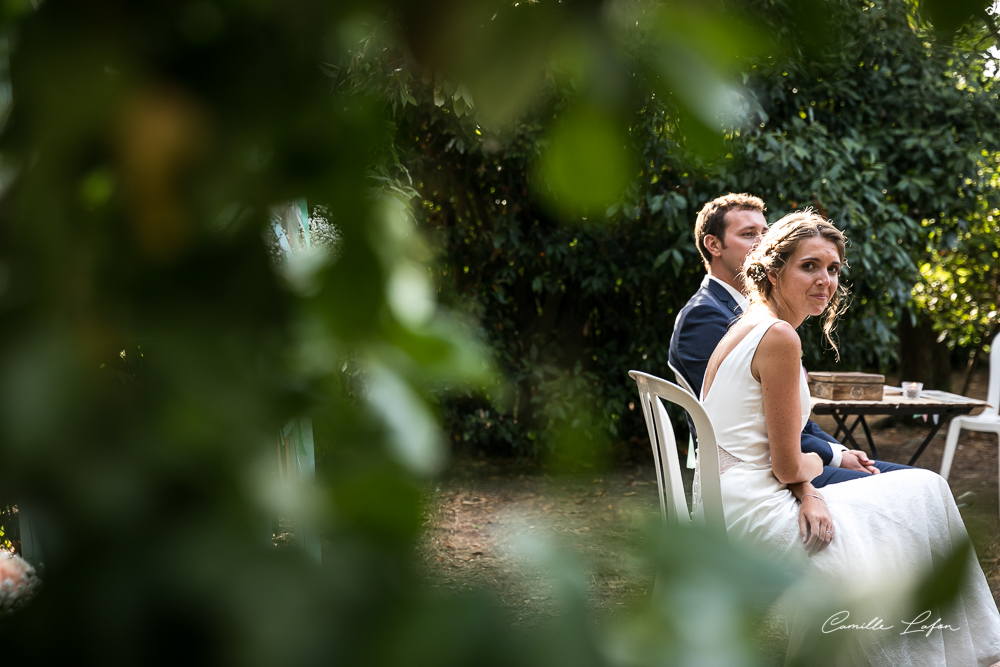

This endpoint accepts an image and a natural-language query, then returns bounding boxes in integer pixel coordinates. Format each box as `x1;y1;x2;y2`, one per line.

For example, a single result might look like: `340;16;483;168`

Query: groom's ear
704;234;724;258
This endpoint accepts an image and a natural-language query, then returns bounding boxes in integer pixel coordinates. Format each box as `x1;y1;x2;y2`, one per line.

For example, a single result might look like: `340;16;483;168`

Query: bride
698;210;1000;665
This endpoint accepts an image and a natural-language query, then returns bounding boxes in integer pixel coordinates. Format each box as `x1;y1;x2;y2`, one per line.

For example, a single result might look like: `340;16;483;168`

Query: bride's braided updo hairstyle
741;209;849;358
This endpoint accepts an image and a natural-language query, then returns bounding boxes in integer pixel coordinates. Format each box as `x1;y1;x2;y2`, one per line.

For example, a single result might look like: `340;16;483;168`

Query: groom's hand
840;450;879;475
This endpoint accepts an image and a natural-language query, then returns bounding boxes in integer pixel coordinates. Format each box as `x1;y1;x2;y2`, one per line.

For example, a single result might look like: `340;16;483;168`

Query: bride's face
773;236;841;320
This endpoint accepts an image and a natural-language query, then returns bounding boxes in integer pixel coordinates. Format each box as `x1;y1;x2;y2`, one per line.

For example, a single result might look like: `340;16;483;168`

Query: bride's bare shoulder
756;320;800;355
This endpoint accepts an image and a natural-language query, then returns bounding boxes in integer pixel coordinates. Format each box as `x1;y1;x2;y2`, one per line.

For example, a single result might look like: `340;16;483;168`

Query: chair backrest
987;334;1000;417
628;370;726;535
667;360;699;399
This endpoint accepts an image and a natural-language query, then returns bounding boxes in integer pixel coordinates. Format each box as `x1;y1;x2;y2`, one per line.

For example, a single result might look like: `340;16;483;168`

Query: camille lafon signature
822;610;960;637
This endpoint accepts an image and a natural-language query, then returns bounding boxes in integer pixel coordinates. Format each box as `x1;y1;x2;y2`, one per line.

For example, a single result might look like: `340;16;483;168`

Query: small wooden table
810;389;990;465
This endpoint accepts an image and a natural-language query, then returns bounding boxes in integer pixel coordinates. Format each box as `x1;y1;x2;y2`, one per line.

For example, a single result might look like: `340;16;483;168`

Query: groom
668;193;908;487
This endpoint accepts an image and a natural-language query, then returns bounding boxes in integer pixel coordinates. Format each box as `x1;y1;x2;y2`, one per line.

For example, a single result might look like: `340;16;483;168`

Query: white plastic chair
667;360;698;398
667;361;699;470
940;335;1000;510
629;370;725;534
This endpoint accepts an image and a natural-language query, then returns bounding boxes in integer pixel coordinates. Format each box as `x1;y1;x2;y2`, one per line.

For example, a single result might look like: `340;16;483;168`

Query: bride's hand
798;494;834;556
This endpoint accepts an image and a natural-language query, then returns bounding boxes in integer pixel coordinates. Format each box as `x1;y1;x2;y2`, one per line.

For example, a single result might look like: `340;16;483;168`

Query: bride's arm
752;321;824;484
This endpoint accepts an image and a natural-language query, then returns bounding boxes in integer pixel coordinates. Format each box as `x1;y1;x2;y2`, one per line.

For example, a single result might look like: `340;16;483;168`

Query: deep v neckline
701;317;779;403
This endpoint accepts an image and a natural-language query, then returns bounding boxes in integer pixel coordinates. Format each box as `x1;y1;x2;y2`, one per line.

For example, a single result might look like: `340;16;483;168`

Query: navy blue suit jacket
667;276;840;465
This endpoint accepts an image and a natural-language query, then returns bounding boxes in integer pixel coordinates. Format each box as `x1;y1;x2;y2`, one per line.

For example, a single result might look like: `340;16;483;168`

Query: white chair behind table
940;334;1000;511
628;370;725;534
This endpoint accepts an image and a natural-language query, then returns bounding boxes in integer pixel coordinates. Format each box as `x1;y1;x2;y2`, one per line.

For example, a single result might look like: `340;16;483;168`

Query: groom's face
712;209;768;279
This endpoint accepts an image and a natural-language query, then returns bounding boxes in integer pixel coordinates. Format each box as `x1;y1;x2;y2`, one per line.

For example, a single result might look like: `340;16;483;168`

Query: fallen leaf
445;542;457;549
623;492;637;496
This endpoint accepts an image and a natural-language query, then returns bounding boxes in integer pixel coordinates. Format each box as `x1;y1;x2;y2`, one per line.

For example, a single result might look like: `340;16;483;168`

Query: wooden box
807;372;885;401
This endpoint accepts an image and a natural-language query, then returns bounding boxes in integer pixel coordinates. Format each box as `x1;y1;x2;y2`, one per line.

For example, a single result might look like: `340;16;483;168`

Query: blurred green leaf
329;464;424;547
653;0;769;71
535;105;635;215
78;167;116;208
911;538;973;613
367;364;445;476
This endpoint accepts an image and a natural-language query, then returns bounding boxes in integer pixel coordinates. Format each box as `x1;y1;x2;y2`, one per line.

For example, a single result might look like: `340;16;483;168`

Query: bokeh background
0;0;997;664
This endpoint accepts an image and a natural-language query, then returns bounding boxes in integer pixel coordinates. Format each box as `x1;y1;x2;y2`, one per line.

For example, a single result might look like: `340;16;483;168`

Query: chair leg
940;423;962;480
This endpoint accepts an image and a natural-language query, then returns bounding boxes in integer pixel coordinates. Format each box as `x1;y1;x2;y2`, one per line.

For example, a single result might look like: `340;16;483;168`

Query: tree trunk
897;315;952;391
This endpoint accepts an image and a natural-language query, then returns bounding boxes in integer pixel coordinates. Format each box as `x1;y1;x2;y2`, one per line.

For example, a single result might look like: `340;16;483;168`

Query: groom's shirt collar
707;275;749;312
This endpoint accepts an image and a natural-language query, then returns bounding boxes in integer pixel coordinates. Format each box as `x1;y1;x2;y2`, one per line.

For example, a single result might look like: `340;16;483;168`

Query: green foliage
729;0;1000;370
0;0;481;660
385;0;1000;456
0;0;987;664
908;6;1000;360
913;215;1000;353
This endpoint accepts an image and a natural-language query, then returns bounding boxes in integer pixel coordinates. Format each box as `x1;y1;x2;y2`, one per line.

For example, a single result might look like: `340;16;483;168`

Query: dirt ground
417;369;1000;643
418;460;662;624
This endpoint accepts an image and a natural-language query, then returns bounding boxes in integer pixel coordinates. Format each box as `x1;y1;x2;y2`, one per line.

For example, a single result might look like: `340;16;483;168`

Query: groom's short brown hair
694;193;765;270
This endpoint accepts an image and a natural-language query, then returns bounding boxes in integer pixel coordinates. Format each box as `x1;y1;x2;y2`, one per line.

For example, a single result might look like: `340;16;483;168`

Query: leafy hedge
395;0;1000;457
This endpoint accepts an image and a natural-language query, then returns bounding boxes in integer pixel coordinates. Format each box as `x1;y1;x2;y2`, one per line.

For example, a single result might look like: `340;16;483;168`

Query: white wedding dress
699;317;1000;666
